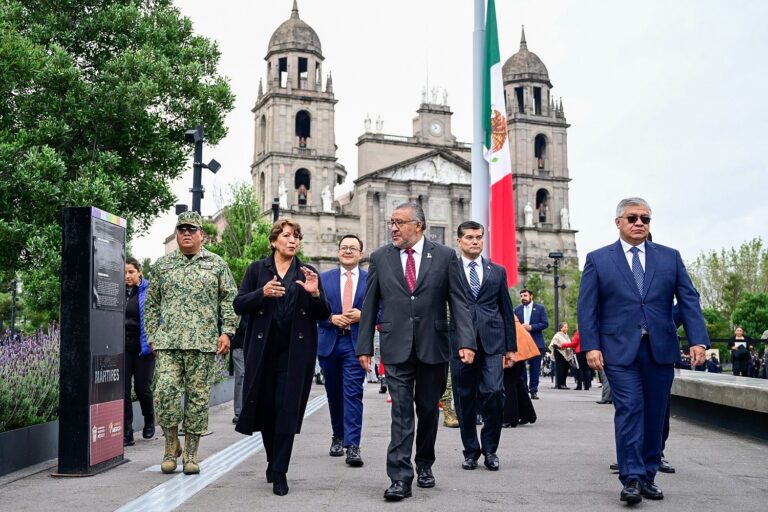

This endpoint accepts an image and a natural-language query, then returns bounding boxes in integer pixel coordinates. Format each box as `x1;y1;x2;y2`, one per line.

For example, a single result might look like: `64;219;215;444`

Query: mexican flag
483;0;519;287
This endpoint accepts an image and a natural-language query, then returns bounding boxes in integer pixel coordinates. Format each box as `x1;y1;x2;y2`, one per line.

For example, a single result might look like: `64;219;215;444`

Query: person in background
123;257;155;446
231;317;248;424
727;326;753;377
549;322;573;390
515;289;549;400
706;353;722;373
565;328;591;390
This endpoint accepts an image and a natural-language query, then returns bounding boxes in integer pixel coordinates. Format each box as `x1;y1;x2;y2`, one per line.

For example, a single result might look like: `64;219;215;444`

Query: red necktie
342;270;353;312
405;248;416;292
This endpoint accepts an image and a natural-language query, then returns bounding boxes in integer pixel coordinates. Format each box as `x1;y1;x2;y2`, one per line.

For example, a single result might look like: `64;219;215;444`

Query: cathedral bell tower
503;27;577;271
251;1;346;213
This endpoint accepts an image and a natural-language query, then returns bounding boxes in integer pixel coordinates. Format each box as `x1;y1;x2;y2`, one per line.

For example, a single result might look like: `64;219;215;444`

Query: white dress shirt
338;265;360;307
399;236;425;280
460;255;483;288
620;239;646;271
523;303;533;324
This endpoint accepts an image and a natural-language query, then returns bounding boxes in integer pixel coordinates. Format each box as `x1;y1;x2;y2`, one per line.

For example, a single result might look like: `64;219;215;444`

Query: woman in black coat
234;219;330;496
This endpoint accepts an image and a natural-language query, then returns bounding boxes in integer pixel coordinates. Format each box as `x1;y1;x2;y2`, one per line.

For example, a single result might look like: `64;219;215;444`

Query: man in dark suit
514;289;549;399
578;197;709;504
451;221;517;472
357;202;475;501
317;234;368;467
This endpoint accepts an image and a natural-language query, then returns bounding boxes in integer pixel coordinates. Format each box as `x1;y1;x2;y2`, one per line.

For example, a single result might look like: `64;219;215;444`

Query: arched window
257;115;266;155
295;168;311;205
534;134;547;170
535;188;550;223
295;110;311;147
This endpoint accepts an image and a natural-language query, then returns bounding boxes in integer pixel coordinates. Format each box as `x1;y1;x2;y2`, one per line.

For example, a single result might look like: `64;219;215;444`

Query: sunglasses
620;215;651;225
176;225;201;234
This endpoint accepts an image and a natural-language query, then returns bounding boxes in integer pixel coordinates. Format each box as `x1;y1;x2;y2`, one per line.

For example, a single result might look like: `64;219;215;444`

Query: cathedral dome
268;1;322;58
502;28;550;85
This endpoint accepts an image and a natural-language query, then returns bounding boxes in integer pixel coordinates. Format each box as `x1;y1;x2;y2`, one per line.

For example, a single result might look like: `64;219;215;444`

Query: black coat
233;256;330;435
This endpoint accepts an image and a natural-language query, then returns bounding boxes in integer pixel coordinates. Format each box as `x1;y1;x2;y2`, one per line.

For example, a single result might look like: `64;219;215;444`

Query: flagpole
472;0;489;256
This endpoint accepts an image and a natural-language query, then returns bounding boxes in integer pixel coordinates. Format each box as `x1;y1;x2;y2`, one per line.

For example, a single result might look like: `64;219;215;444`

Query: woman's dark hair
269;218;303;251
126;256;142;271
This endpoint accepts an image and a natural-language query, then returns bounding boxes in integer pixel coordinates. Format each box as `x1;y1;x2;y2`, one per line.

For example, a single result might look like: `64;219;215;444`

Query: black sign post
56;207;127;476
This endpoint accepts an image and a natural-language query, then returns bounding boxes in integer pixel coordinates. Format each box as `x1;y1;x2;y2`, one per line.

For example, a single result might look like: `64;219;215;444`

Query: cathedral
249;2;577;274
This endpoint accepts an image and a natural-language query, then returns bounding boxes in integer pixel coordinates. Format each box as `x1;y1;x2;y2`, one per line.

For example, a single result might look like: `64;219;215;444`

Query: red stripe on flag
490;173;518;287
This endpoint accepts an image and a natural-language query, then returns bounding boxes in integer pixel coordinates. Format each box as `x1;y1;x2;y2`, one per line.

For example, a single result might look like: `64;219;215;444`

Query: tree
0;0;234;321
701;307;731;339
730;293;768;339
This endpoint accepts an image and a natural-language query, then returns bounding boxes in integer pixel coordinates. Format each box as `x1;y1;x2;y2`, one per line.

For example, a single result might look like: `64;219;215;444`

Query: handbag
513;317;540;362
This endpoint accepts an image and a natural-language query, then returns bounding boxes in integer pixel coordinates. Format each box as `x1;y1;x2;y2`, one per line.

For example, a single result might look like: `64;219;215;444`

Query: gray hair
394;202;427;230
615;197;652;218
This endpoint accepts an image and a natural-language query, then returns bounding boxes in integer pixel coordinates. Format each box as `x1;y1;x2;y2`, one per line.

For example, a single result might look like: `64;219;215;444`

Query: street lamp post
184;125;221;214
547;252;566;329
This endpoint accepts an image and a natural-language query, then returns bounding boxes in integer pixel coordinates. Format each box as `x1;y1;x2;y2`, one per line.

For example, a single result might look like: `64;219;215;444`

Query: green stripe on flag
483;0;501;150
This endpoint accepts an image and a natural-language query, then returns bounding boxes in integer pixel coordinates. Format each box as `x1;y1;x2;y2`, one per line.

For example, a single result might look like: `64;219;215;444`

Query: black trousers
503;361;537;425
575;352;592;389
554;350;569;388
258;346;295;475
384;355;448;482
124;347;155;433
732;357;749;377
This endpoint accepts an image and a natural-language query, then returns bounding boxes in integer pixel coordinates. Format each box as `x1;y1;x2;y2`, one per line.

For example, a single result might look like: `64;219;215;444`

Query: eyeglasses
339;246;361;253
386;219;417;229
620;215;651;225
176;225;201;234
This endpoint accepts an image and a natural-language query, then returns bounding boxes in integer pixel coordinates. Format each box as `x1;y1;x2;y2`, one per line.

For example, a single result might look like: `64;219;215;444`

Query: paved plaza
1;376;766;511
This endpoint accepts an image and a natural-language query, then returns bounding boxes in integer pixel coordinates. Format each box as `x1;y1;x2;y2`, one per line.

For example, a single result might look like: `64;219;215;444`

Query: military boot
442;400;459;428
183;434;201;475
160;426;182;474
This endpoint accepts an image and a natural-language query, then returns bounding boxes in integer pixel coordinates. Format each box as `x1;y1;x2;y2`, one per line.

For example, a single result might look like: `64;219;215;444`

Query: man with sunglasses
317;234;368;467
144;211;238;476
577;197;709;504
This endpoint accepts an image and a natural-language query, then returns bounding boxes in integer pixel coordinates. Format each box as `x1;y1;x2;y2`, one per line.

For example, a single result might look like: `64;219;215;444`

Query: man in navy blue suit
450;221;517;472
514;289;549;399
578;197;709;504
317;234;368;467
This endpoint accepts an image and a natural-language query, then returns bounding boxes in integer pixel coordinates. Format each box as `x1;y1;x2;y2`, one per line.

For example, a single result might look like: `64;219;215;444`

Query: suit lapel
353;269;367;308
413;239;434;293
610;240;642;298
327;267;341;312
477;257;493;297
386;245;410;294
642;241;656;299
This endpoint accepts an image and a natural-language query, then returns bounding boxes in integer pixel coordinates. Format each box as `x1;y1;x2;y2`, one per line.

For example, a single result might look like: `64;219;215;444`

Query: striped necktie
468;261;481;298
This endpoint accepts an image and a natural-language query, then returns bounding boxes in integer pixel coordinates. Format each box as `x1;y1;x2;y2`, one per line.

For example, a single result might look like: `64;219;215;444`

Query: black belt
336;328;351;336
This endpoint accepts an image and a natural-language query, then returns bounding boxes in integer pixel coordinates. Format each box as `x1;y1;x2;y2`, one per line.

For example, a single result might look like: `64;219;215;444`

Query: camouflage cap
176;211;203;228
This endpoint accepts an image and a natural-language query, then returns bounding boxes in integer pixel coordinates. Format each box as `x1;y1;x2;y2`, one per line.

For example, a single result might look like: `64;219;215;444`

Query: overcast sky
133;0;768;267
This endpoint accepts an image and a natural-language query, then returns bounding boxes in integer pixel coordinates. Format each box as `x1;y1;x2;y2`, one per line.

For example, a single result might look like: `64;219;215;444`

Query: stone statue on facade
524;201;534;227
442;88;448;106
321;185;333;213
375;115;383;132
431;86;439;104
278;179;288;208
560;207;570;229
421;87;427;104
364;113;371;132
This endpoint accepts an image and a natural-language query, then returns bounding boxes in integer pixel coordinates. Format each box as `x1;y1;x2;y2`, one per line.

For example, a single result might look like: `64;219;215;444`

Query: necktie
468;261;481;298
342;270;353;312
524;305;531;324
405;248;416;293
630;246;648;331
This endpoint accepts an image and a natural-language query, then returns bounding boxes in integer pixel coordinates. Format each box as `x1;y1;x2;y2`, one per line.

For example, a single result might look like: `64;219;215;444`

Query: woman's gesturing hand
297;266;320;297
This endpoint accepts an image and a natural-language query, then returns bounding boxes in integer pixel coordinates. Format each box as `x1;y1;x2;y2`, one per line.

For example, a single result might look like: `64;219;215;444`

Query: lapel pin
427;253;432;259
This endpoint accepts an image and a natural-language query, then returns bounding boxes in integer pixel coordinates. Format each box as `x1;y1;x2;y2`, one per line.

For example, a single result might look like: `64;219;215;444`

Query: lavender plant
0;328;60;432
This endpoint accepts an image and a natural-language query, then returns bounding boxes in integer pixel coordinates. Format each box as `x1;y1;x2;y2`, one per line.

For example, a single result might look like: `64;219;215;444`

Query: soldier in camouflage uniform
144;211;239;475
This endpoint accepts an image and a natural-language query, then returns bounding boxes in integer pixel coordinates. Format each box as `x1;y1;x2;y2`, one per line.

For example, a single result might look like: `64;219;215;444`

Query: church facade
249;3;577;274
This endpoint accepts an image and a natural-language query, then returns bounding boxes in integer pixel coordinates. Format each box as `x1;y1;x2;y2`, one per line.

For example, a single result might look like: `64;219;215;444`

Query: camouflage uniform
144;244;239;434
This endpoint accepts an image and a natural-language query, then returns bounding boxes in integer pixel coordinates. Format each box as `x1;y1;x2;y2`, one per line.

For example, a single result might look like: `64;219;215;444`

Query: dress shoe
232;415;239;424
501;422;517;428
640;480;664;500
556;385;570;390
620;479;642;504
345;445;364;467
483;453;500;471
574;385;583;390
595;400;613;404
416;467;435;488
530;391;539;400
461;457;478;470
659;458;675;474
123;431;135;447
142;417;155;439
383;480;412;501
609;462;619;471
329;435;344;457
272;472;289;496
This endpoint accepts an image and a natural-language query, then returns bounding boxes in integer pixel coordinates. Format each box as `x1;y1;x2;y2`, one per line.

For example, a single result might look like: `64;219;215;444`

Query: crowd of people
116;197;765;505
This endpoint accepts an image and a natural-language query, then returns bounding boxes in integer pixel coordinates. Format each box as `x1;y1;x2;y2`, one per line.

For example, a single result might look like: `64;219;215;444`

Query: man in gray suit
357;202;475;501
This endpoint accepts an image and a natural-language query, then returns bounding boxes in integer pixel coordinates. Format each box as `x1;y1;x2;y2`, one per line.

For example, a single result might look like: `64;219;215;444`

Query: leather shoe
329;436;344;457
620;479;642;504
416;467;435;488
659;458;675;474
596;400;613;404
461;457;478;470
501;422;517;428
345;445;364;467
609;462;619;471
272;472;289;496
383;480;412;501
484;453;500;471
640;480;664;500
142;418;155;439
530;391;539;399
